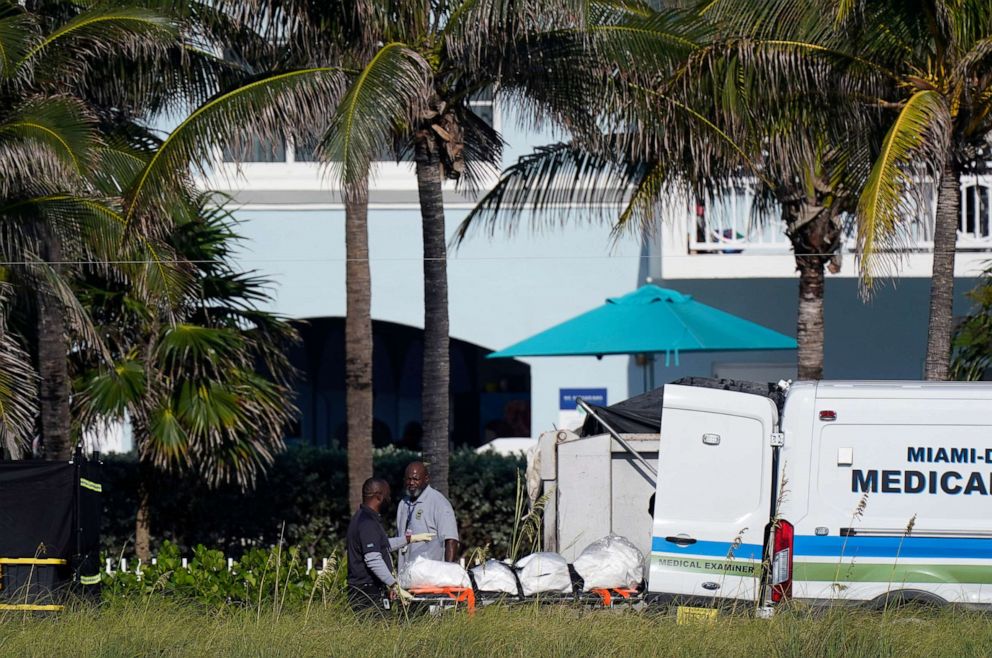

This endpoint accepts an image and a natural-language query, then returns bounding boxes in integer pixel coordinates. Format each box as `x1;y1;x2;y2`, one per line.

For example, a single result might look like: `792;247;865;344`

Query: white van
650;381;992;609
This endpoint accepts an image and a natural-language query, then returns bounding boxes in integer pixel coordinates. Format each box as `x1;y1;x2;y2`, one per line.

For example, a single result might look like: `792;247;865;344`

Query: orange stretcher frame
589;587;639;607
408;586;476;613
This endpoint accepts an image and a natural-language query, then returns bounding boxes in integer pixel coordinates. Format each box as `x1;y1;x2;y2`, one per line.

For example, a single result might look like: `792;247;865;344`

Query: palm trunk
414;136;450;495
796;257;825;380
37;229;72;460
345;177;373;512
135;477;151;562
783;192;842;382
925;155;961;380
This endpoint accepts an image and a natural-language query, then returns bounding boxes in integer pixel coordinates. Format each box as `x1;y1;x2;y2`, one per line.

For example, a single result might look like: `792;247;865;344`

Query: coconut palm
707;0;992;379
318;0;646;494
0;1;187;459
209;0;392;511
839;0;992;380
454;2;875;381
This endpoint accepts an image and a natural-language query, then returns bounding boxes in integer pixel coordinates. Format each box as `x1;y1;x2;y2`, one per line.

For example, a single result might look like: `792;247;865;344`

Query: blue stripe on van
794;535;992;560
651;537;763;560
652;535;992;561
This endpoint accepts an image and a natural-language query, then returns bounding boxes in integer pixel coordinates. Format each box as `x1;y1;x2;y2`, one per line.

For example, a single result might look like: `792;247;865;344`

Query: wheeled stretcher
406;564;644;613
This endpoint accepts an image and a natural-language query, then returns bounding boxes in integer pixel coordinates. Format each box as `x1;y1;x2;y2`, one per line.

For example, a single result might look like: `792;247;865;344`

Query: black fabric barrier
0;457;102;606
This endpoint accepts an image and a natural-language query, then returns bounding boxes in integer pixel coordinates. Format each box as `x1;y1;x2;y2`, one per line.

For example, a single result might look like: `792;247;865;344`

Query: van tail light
770;519;794;603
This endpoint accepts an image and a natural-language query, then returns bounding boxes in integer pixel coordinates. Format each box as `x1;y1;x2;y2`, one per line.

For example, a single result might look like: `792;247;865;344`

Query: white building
199;105;992;446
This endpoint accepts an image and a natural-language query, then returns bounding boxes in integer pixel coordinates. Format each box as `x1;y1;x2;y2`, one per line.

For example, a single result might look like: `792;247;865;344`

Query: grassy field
2;601;992;657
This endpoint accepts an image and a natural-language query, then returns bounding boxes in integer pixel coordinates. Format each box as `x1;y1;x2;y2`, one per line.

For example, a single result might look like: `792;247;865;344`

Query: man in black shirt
346;477;415;614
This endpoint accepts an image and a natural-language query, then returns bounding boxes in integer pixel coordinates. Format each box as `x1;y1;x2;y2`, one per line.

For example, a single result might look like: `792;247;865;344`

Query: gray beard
406;487;423;499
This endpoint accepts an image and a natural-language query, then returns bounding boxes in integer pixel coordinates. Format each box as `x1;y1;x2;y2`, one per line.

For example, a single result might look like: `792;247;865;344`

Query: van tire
868;589;946;611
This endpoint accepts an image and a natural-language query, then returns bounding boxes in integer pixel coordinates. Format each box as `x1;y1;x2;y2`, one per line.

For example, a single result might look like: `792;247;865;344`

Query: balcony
660;176;992;280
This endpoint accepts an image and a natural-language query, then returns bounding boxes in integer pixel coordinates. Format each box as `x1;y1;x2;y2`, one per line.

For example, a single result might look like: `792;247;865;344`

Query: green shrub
102;540;346;609
100;446;526;559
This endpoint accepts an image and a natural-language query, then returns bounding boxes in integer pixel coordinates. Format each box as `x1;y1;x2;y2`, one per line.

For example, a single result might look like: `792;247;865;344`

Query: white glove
409;533;435;543
394;585;415;604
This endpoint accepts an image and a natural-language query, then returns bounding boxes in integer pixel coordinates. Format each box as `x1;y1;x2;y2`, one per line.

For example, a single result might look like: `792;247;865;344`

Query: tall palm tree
707;0;992;379
455;2;872;381
322;0;609;494
0;0;183;459
835;0;992;380
213;0;389;511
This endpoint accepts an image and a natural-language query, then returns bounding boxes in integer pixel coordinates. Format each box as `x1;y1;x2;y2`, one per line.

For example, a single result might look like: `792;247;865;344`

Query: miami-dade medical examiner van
651;381;992;609
538;380;992;610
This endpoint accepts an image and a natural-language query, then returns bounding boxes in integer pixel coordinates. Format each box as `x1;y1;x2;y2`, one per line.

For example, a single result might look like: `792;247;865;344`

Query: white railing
104;555;333;576
686;176;992;253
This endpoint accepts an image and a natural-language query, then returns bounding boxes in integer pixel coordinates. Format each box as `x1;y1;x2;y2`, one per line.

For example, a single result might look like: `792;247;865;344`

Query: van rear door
649;385;778;603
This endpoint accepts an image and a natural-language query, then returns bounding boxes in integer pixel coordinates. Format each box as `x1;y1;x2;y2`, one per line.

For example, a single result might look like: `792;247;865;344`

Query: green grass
2;601;992;657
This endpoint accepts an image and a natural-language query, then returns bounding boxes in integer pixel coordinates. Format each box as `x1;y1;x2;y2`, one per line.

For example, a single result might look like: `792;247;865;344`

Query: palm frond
0;8;35;79
0;95;99;189
17;4;176;73
77;356;146;421
123;66;347;233
157;323;245;378
453;141;649;245
856;89;950;286
321;42;430;186
0;282;37;458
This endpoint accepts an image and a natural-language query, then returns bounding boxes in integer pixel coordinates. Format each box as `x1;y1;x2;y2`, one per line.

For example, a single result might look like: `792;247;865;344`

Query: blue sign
559;388;607;410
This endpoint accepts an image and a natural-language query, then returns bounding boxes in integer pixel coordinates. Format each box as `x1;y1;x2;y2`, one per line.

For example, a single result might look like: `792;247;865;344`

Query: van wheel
869;590;946;612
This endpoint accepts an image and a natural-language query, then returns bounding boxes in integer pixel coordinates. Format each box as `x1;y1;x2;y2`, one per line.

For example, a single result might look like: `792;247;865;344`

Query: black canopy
580;377;787;436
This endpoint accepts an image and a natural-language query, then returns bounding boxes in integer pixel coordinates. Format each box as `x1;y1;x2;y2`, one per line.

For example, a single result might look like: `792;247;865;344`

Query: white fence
104;556;332;576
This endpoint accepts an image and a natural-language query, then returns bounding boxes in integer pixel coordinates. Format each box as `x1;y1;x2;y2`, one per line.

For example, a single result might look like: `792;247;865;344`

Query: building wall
631;276;981;397
229;207;986;439
230;205;646;437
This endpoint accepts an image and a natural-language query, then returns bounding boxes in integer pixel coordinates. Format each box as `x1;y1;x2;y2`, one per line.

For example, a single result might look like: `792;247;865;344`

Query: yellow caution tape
0;604;64;611
0;558;67;565
79;574;101;585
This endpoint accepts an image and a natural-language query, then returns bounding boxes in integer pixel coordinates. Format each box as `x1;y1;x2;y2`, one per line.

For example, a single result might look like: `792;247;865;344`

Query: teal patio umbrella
489;285;795;385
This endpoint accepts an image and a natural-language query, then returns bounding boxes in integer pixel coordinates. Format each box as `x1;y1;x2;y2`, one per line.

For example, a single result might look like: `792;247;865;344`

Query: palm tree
321;0;605;494
75;192;298;560
213;0;388;511
707;0;992;379
0;1;185;459
837;1;992;380
454;3;873;381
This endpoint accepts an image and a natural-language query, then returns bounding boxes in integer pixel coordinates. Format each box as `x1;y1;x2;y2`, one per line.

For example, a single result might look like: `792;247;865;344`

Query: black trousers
348;583;388;616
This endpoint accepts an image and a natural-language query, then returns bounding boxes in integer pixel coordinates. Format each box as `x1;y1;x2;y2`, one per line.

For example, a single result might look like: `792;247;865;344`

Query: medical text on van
851;447;992;495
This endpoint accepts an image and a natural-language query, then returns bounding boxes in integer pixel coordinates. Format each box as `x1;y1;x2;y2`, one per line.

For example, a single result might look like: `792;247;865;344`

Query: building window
222;136;286;163
469;87;494;127
964;183;991;239
221;89;496;165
